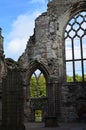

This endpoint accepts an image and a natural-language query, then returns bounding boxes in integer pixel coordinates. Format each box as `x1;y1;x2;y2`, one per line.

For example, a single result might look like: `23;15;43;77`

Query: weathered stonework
0;28;5;124
18;0;86;124
0;0;86;128
2;67;25;130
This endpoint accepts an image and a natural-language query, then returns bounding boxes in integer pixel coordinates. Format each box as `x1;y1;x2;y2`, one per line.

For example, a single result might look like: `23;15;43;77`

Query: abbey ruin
0;0;86;129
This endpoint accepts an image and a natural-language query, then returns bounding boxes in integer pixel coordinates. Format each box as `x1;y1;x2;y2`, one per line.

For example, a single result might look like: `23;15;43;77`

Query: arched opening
64;11;86;82
30;69;46;98
29;69;47;122
24;62;49;123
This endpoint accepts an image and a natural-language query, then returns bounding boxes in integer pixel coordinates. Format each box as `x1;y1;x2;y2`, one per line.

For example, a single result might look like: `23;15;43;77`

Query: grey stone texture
1;66;25;130
18;0;86;123
0;0;86;128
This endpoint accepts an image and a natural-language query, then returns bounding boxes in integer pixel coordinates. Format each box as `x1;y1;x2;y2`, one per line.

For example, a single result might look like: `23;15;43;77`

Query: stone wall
18;0;86;123
2;67;25;130
0;0;86;126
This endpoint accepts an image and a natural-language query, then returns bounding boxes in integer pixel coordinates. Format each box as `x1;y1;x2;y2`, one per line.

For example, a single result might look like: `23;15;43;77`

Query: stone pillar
1;68;25;130
55;83;61;121
45;78;58;127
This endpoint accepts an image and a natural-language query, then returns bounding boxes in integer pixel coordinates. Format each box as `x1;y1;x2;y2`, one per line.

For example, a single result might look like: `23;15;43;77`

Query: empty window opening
65;11;86;82
30;69;46;97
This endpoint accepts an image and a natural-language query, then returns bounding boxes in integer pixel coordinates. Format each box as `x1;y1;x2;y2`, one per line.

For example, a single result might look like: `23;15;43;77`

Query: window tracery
65;11;86;82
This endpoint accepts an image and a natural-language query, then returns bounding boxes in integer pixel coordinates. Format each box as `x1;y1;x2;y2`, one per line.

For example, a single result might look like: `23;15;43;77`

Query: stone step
24;123;86;130
25;122;45;128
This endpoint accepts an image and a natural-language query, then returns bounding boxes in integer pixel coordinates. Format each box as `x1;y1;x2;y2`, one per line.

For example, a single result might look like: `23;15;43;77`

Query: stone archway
24;60;49;122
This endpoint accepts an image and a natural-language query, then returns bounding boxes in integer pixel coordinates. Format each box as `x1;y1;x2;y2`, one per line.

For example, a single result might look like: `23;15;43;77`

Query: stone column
55;83;61;121
45;78;58;127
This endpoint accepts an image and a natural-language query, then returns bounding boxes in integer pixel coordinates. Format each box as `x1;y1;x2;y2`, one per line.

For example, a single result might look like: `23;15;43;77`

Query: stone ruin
0;0;86;129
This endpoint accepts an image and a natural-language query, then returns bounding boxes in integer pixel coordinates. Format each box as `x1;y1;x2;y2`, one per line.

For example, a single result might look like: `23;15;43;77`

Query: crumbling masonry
0;0;86;129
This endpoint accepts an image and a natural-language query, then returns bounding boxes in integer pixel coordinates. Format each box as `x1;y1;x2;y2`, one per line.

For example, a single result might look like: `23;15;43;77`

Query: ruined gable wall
18;0;86;122
19;0;86;79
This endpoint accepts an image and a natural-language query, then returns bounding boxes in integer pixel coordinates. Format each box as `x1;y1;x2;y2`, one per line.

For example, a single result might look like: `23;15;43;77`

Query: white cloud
4;11;41;61
6;38;26;58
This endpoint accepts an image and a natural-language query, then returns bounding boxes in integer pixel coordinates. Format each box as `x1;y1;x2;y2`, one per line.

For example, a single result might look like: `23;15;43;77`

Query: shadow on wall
0;96;2;124
77;99;86;122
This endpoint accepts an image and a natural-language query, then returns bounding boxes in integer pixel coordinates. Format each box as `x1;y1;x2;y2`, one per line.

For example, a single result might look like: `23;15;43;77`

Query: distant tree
67;74;83;82
30;76;37;97
75;74;82;82
84;75;86;81
30;74;46;98
39;74;46;97
67;75;73;82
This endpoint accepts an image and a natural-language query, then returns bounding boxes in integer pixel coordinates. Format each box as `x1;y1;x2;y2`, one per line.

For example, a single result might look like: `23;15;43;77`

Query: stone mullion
45;80;58;127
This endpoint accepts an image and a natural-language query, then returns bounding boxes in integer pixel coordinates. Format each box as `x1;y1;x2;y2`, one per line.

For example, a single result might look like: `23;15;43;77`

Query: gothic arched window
30;69;46;97
65;11;86;82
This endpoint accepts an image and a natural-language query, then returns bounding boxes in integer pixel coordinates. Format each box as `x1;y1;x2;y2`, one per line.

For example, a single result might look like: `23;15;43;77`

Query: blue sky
0;0;48;61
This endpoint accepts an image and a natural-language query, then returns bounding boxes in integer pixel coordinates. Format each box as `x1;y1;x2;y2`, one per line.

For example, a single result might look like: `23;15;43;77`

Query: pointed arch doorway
24;62;49;123
30;69;47;122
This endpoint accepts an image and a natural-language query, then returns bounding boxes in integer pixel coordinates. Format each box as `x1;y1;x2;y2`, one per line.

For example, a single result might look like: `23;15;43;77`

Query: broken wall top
48;0;86;18
18;0;86;69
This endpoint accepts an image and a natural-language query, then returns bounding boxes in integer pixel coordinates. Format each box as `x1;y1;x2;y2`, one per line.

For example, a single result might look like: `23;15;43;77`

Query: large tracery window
65;11;86;82
30;69;46;97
